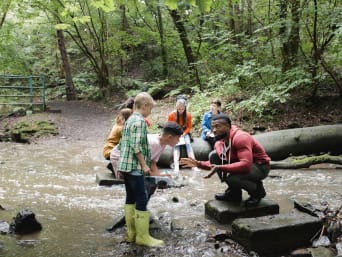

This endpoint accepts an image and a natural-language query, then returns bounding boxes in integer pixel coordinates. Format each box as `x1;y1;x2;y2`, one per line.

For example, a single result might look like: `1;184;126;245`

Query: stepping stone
205;198;279;224
231;212;322;256
96;172;124;186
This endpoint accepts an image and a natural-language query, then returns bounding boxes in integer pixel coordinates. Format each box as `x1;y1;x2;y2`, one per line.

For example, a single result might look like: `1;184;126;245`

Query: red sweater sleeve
220;134;253;173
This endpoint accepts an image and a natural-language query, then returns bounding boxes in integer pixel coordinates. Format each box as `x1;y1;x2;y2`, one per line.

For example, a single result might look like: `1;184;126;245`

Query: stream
0;139;341;257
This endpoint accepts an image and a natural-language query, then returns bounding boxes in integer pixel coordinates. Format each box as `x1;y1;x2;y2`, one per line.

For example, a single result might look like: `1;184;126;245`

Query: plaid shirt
117;112;151;174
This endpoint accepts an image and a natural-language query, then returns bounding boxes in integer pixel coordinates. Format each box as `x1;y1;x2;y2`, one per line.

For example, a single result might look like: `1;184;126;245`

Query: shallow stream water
0;139;341;257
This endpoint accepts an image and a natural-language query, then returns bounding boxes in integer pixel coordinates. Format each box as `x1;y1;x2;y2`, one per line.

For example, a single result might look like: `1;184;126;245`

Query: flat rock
205;198;279;224
96;172;124;186
231;212;322;256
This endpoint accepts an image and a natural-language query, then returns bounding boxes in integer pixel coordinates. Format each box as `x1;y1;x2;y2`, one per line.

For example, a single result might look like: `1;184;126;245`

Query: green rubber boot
124;204;136;242
135;210;164;247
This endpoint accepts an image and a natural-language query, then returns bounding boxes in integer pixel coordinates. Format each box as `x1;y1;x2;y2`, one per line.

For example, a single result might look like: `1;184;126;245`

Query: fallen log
157;124;342;167
270;154;342;169
253;124;342;161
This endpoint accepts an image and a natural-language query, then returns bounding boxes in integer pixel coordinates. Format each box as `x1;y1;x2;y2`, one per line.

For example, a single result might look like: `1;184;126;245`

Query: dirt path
0;101;121;143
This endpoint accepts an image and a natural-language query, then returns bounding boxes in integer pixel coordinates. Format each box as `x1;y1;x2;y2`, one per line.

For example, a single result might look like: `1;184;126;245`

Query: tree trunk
310;0;319;97
253;124;342;160
157;5;168;79
56;30;76;101
279;0;300;71
169;9;201;87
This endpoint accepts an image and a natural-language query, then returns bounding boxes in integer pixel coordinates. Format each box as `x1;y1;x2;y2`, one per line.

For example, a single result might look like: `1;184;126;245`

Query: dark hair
162;122;183;136
212;113;231;125
211;99;221;107
123;97;134;109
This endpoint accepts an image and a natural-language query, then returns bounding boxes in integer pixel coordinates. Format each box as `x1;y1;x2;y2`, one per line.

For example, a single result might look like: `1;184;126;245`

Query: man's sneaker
215;189;242;203
245;196;261;207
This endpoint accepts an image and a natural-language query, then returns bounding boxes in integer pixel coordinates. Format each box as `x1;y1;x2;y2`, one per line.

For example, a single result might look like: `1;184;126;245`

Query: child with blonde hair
102;108;132;160
117;92;164;247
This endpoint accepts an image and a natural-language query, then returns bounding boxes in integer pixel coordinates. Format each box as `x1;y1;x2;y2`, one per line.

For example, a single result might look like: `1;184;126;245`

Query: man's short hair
162;122;183;136
212;113;231;125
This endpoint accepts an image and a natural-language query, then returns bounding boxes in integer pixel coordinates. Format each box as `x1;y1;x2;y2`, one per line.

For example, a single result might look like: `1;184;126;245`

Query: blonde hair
133;92;155;110
115;108;132;125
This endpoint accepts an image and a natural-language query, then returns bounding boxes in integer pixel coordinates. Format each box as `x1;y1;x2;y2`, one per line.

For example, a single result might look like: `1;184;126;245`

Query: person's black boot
256;181;266;198
245;187;262;208
215;188;242;203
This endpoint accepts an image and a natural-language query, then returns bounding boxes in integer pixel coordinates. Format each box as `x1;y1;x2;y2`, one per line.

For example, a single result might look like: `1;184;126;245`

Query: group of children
101;92;270;248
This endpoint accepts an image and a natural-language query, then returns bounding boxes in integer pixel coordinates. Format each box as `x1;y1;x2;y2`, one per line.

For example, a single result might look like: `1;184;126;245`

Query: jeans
123;171;148;211
209;150;270;193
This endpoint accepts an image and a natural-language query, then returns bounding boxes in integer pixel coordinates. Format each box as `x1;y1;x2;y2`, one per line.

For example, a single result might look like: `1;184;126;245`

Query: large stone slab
231;212;323;256
205;199;279;224
96;172;124;186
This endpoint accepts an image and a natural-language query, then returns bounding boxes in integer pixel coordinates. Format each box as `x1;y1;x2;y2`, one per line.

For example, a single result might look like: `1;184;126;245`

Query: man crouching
180;113;271;207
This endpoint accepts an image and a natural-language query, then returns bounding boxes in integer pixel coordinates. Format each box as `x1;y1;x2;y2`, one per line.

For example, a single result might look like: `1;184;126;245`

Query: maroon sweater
199;125;270;174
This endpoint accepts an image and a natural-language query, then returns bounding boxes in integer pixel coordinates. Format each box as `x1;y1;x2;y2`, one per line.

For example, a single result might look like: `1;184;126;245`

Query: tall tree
279;0;300;71
169;9;201;88
57;29;76;100
0;0;12;29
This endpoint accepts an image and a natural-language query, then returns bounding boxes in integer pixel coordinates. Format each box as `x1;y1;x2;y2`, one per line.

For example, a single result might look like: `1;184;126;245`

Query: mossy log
157;124;342;167
270;154;342;169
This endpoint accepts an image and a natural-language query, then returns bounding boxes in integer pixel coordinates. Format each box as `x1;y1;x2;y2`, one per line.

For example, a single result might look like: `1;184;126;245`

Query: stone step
231;211;323;256
96;172;124;186
205;198;279;224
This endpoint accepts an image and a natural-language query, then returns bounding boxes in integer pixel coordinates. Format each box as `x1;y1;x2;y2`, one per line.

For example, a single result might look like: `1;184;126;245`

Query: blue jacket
201;111;213;140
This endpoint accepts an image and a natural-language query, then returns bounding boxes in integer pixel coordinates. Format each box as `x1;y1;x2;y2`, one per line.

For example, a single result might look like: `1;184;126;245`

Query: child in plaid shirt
117;92;164;247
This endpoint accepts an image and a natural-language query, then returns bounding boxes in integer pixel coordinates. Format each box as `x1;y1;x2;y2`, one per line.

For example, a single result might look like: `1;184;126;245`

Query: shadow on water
0;140;341;257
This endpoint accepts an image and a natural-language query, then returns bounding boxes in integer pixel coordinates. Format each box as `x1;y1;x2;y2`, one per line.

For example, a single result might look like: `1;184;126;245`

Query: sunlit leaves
90;0;115;12
55;23;71;30
165;0;212;12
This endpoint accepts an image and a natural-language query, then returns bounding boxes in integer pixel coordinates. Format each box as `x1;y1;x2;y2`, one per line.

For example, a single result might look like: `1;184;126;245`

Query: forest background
0;0;341;134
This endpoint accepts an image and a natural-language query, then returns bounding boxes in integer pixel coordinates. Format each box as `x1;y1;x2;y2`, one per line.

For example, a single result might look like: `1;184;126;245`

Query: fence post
41;76;45;111
29;76;33;109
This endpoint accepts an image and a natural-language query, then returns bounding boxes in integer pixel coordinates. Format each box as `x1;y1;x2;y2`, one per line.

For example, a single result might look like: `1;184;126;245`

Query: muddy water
0;140;341;257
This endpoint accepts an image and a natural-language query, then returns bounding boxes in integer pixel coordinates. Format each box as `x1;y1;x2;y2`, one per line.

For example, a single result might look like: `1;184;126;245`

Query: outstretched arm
180;157;197;168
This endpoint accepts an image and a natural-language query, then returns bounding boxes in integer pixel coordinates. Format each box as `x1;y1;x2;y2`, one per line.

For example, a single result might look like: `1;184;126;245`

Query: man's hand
203;165;219;179
179;157;197;168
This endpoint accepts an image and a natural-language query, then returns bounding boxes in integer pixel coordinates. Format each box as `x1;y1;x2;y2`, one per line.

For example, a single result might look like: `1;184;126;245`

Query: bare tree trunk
0;0;11;29
228;0;236;34
157;5;168;79
57;30;76;101
311;0;319;97
246;0;253;36
169;9;201;87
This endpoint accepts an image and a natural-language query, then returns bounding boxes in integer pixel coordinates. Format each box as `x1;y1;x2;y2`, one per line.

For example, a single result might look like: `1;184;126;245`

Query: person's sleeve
168;111;176;122
220;134;253;173
201;113;210;135
131;120;146;154
198;160;211;170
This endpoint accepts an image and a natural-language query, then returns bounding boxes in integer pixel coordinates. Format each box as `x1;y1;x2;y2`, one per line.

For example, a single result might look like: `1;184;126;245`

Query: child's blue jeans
123;171;148;211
